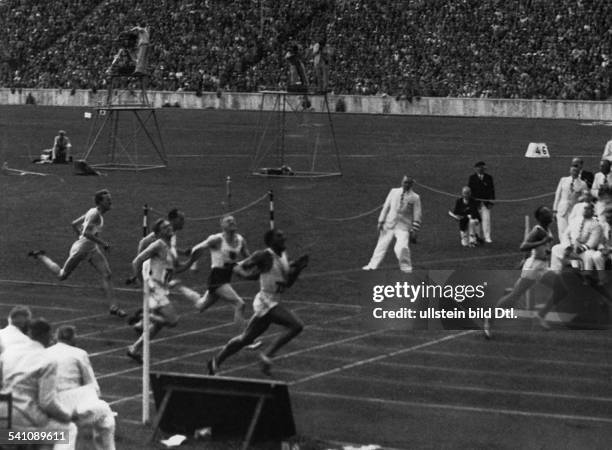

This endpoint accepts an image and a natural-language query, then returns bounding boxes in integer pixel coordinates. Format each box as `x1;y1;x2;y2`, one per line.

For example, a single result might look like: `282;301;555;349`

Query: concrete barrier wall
1;88;611;120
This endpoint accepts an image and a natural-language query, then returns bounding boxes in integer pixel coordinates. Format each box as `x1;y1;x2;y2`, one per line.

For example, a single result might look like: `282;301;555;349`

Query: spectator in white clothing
0;319;78;450
46;326;116;450
0;305;32;354
550;203;602;272
590;159;612;219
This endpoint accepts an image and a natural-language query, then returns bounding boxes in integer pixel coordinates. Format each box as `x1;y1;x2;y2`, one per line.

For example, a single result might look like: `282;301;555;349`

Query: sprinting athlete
29;189;126;317
127;218;179;363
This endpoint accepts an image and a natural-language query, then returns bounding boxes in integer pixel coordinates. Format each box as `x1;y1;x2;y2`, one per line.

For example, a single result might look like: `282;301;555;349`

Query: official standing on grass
362;175;422;273
467;161;495;243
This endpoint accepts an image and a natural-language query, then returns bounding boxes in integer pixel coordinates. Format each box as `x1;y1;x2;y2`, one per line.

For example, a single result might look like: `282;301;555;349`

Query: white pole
142;289;150;424
524;214;532;311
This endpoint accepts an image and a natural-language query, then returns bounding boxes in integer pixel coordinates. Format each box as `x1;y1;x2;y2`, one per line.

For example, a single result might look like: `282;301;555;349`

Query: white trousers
478;205;492;241
460;219;481;246
58;387;116;450
584;249;611;271
366;227;412;272
556;213;569;239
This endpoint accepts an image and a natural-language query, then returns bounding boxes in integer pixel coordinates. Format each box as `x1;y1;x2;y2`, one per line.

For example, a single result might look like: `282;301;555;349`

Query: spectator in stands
0;305;32;354
52;130;72;164
0;1;610;99
47;325;116;450
0;318;78;449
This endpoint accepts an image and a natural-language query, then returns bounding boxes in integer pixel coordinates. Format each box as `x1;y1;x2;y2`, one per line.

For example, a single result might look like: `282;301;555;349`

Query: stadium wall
1;88;611;120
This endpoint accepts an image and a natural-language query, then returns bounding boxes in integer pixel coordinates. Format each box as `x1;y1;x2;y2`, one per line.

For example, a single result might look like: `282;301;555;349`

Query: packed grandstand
0;0;610;100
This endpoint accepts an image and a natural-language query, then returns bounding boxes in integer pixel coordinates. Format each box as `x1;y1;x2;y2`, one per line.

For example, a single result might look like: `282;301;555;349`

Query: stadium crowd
0;0;610;100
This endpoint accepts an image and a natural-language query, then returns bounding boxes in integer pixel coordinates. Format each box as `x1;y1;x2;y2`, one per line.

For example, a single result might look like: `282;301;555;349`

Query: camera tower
82;73;167;171
251;91;342;178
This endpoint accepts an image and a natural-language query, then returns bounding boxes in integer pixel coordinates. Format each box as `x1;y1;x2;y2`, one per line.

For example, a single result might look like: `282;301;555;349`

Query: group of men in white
551;156;612;279
0;306;115;450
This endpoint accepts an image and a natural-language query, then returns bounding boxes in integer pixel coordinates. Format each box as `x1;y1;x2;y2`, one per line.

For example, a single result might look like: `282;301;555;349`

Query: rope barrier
277;197;382;222
148;193;268;222
414;180;555;203
145;180;556;228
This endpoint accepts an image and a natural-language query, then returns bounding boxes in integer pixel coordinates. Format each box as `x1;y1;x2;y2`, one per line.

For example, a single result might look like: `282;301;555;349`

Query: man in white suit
46;326;116;450
553;165;587;237
363;175;422;273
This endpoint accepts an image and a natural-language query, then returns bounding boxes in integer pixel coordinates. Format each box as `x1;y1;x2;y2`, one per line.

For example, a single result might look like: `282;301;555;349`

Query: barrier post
269;190;275;230
524;214;533;311
142;203;150;424
226;176;232;210
143;204;149;237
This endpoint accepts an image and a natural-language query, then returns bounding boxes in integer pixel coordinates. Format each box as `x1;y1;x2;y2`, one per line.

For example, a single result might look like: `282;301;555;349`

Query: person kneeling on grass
448;186;482;247
207;229;308;376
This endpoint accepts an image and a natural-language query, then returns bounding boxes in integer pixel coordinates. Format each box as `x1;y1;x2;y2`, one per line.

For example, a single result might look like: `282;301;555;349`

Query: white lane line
95;307;356;379
319;370;612;404
289;331;473;385
291;390;612;425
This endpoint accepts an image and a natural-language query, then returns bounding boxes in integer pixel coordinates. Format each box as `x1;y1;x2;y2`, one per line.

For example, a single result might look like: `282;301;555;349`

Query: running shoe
207;358;217;376
259;353;272;376
126;349;143;364
110;305;127;318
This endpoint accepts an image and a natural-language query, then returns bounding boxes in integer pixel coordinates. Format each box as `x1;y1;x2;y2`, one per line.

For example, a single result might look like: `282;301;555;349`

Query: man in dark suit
468;161;495;243
572;157;594;189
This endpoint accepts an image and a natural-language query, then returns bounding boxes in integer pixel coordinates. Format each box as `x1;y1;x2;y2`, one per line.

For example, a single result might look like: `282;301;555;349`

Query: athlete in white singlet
127;218;179;363
207;229;309;376
484;206;566;339
175;215;250;324
126;209;185;329
29;189;125;317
